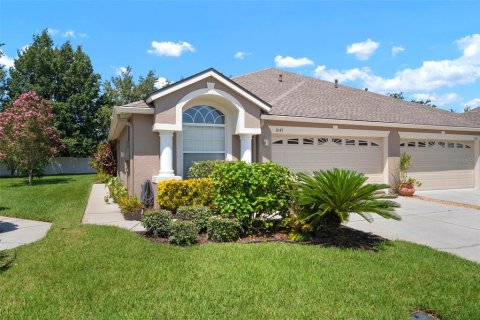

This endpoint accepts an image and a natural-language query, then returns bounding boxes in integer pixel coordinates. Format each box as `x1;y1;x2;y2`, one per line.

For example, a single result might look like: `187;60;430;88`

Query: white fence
0;157;96;176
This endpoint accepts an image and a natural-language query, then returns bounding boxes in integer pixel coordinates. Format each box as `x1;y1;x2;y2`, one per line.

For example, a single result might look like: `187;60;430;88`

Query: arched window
182;106;226;176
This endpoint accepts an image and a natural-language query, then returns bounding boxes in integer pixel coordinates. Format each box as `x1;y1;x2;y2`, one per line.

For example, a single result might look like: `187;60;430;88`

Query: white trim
145;70;271;112
398;132;479;141
474;139;480;188
262;114;480;132
382;137;389;184
269;126;390;138
116;106;154;115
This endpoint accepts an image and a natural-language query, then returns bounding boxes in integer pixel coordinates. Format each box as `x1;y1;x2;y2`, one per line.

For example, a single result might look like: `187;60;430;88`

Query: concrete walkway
82;184;145;232
0;216;51;250
416;188;480;207
347;196;480;263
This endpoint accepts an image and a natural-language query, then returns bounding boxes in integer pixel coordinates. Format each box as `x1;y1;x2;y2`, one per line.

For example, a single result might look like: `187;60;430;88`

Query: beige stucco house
107;68;480;198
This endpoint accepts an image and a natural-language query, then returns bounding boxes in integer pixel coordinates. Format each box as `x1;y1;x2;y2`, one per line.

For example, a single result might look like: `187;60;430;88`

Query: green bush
177;206;211;232
118;195;144;214
207;216;240;242
168;220;198;246
187;160;227;179
157;178;214;212
211;161;293;227
141;210;173;237
105;176;127;203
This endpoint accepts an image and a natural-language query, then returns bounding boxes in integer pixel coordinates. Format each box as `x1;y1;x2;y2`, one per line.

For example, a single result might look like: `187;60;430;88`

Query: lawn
0;175;479;319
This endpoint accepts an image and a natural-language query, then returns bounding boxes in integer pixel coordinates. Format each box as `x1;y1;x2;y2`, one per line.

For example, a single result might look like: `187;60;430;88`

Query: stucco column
152;130;181;183
240;134;253;163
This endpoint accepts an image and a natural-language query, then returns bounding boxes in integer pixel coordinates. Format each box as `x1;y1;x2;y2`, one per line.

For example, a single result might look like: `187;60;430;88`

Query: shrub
118;195;144;214
96;171;112;183
157;178;214;212
168;221;198;246
207;216;240;242
106;176;127;203
141;210;173;237
294;168;401;234
187;160;227;179
177;206;211;232
211;161;293;227
90;142;117;176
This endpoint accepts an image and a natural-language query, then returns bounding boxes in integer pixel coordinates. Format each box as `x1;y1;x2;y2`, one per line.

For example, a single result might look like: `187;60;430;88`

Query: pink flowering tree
0;92;63;185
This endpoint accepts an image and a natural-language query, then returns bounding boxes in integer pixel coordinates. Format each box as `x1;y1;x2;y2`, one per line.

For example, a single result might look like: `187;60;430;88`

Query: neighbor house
107;68;480;198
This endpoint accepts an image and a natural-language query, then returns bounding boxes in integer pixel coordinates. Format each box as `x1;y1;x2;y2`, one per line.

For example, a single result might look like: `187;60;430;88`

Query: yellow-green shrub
157;178;214;212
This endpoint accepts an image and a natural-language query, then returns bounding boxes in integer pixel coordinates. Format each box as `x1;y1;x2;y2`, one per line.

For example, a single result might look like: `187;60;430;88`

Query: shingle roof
119;100;151;108
233;68;479;129
462;107;480;126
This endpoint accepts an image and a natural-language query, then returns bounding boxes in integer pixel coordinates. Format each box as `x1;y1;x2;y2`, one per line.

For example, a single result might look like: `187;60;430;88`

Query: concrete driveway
416;188;480;207
347;197;480;263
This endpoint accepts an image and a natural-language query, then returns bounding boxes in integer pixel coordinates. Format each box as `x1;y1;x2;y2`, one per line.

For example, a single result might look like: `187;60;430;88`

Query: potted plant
119;195;145;220
397;152;422;196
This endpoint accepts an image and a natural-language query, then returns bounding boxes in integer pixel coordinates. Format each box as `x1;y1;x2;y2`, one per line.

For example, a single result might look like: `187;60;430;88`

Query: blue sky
1;1;479;111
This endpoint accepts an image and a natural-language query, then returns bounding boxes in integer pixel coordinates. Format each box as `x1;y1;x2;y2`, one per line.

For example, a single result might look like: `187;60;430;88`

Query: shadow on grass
9;177;75;187
0;207;9;212
0;250;16;272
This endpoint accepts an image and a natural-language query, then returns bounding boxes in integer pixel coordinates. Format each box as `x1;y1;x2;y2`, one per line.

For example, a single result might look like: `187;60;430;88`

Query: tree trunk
28;169;33;185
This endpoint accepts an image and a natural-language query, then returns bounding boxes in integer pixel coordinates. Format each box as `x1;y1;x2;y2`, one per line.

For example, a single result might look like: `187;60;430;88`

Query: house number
275;128;284;133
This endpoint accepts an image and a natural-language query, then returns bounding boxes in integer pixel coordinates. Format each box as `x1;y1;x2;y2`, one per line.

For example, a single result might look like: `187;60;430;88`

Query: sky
1;0;479;112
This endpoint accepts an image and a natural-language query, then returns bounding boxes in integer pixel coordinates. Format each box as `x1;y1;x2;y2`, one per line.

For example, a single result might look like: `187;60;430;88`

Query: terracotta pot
124;210;142;221
399;184;415;196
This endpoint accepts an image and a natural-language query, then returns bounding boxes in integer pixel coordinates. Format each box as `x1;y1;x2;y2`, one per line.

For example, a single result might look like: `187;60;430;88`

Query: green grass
0;175;479;319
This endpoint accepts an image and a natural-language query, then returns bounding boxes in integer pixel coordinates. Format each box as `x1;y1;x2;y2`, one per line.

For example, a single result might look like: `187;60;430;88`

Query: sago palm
294;168;401;232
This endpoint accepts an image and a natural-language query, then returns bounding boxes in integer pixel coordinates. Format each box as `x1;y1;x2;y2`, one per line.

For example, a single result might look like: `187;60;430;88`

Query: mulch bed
142;226;388;251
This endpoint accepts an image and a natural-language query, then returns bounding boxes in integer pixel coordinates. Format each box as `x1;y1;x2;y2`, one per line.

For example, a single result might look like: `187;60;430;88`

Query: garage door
400;140;475;190
272;136;384;183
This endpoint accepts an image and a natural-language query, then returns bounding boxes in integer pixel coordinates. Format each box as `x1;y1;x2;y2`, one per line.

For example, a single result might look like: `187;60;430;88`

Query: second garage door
271;136;385;183
400;140;475;190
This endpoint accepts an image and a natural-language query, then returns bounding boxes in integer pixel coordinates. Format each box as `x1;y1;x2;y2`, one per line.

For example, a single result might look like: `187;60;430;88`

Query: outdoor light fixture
263;139;269;146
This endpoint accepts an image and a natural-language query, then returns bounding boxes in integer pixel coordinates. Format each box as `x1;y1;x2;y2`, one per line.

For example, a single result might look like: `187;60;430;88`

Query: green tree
8;30;102;157
388;92;405;100
0;44;10;110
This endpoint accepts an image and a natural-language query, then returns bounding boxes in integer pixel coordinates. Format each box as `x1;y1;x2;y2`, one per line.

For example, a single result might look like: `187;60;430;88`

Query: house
107;68;480;198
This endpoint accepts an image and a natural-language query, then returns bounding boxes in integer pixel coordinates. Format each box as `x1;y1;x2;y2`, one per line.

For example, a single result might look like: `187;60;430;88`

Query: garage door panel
272;136;384;183
401;140;474;190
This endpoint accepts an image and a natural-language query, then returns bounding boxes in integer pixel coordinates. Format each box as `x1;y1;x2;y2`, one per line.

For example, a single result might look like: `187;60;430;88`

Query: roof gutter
261;114;480;133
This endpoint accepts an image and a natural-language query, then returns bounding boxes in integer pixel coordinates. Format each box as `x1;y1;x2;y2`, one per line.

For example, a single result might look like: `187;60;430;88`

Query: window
418;141;426;148
427;141;436;147
318;138;328;145
359;140;368;146
303;138;314;145
465;145;471;149
456;143;463;148
438;142;446;148
448;142;455;148
183;106;226;177
407;141;416;147
345;139;355;146
272;140;283;145
400;142;405;147
371;142;380;147
332;138;342;145
287;138;299;145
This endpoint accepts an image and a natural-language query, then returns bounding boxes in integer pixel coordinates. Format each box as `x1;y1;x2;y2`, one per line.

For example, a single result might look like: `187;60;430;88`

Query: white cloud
47;28;59;36
115;66;128;76
463;98;480;107
62;30;76;38
274;55;314;68
0;51;14;68
147;41;195;57
346;39;380;60
154;77;170;89
78;33;87;38
20;45;30;54
392;46;405;57
234;51;252;60
410;92;459;107
315;34;480;94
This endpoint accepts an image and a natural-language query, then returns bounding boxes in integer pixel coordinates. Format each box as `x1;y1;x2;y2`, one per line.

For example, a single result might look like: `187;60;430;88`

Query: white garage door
400;140;475;190
272;136;385;183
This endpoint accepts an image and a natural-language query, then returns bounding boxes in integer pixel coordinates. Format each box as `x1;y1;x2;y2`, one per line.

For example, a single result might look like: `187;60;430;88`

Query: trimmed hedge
187;160;227;179
169;220;198;246
157;178;214;212
141;210;173;237
207;216;240;242
177;206;211;232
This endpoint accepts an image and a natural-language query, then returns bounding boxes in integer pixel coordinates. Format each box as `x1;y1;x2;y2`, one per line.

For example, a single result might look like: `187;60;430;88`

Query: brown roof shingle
233;68;479;129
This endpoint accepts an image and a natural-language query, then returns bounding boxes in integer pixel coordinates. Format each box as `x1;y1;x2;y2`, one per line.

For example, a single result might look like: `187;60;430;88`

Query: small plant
97;172;112;183
395;152;422;195
157;178;214;212
176;206;212;232
118;195;144;214
142;210;173;237
105;176;127;203
187;160;227;179
295;168;401;235
282;211;314;242
207;216;241;242
168;221;198;246
104;195;110;204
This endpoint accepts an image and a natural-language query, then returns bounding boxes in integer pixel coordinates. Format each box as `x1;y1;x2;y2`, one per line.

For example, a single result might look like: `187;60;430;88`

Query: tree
388;92;405;100
8;30;102;157
0;43;10;110
410;98;437;108
0;92;63;185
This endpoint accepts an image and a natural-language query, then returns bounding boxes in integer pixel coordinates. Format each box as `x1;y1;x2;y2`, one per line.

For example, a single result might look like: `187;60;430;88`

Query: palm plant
294;168;401;233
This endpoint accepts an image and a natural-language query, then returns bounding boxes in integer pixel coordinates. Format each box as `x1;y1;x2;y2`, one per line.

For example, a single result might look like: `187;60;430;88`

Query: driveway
347;197;480;263
416;188;480;207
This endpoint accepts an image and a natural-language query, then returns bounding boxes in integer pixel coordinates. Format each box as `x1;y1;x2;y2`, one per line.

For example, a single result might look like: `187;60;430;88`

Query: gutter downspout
119;119;134;195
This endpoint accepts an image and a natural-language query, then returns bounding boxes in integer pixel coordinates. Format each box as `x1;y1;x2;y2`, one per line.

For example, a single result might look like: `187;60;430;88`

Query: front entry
182;105;226;177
